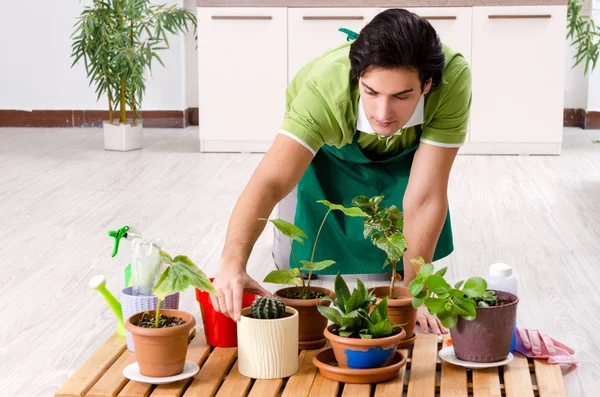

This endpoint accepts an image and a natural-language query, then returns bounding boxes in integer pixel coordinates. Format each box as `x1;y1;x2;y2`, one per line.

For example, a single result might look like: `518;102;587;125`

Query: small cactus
251;296;286;319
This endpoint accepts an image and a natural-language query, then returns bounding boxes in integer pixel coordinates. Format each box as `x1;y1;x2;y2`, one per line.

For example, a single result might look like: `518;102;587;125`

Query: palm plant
71;0;196;125
567;0;600;75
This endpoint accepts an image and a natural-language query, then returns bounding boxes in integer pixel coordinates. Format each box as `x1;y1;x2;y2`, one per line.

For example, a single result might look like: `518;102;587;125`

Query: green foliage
251;296;286;319
71;0;196;124
152;251;216;327
567;0;600;75
317;274;403;339
407;257;498;329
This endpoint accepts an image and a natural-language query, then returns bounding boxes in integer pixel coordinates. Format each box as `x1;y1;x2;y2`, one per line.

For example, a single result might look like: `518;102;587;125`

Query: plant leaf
412;297;425;308
263;268;302;285
462;277;487;298
300;260;336;272
372;233;407;262
426;275;451;295
317;200;367;217
454;280;464;289
436;309;458;329
260;218;307;245
435;267;448;277
409;256;425;273
317;305;343;326
351;196;371;207
408;278;425;297
334;273;351;311
153;255;216;300
424;297;446;314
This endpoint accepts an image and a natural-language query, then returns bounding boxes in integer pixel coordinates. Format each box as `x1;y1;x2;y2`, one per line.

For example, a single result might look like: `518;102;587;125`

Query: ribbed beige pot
237;307;299;379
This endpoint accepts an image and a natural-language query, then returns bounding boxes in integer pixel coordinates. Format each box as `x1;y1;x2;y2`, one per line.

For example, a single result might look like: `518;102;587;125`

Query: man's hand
210;266;272;323
416;305;448;335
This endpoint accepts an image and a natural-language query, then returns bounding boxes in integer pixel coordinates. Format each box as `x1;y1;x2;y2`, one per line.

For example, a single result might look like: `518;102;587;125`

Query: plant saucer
123;361;199;384
439;346;514;369
312;348;407;384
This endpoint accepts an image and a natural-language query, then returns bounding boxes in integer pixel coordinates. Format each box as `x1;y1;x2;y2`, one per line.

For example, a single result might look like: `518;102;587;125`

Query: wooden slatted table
55;331;569;397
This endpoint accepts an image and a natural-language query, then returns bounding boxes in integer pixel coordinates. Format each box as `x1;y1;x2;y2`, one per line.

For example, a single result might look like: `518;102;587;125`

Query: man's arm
402;142;459;285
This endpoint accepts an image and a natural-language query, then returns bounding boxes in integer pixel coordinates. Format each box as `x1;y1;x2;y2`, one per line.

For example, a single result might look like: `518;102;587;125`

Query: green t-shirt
279;41;472;157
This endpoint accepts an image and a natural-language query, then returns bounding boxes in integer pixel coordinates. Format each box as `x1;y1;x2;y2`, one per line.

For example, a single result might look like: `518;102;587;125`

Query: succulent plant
251;296;286;319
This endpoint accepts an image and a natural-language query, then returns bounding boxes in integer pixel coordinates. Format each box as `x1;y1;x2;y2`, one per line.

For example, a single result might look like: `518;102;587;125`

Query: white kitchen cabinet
467;6;567;154
197;8;287;152
287;8;379;82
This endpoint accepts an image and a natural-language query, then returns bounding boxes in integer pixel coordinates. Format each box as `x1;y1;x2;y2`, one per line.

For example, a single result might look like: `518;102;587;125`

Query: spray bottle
484;263;518;352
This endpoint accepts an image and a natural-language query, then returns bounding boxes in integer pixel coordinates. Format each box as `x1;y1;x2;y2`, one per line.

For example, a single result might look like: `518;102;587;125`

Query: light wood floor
1;127;598;396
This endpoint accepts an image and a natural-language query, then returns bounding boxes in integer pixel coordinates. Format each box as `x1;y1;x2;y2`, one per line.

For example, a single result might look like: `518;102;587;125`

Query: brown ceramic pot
125;309;196;377
450;291;519;363
370;286;416;346
275;286;335;349
323;324;405;369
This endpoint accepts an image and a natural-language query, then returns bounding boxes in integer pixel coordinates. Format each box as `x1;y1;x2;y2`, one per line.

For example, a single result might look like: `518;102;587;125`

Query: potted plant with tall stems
71;0;196;151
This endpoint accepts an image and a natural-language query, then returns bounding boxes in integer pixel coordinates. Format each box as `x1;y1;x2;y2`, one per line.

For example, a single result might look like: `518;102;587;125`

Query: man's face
359;66;432;136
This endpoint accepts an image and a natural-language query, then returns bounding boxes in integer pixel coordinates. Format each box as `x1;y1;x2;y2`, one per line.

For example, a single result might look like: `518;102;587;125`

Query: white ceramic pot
103;120;143;151
237;306;299;379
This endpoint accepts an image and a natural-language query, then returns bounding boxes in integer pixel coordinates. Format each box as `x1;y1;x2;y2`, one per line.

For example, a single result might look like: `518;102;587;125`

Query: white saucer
123;361;200;384
439;346;514;369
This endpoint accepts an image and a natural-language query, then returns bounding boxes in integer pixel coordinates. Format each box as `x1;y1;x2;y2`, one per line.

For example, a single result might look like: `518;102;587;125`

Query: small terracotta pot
450;291;519;363
237;307;299;379
323;324;406;369
125;309;195;377
370;286;416;344
275;286;335;349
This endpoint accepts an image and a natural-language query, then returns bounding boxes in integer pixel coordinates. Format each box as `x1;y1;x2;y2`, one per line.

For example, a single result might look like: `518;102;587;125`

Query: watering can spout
90;275;126;336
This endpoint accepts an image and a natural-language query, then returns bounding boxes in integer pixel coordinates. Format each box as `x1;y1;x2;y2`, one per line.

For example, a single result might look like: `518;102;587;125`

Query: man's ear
422;78;433;95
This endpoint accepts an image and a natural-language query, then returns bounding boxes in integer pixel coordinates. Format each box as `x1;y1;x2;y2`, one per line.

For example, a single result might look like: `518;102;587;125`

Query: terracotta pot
370;286;416;344
324;324;406;369
125;309;195;377
275;286;335;349
450;291;519;363
237;307;299;379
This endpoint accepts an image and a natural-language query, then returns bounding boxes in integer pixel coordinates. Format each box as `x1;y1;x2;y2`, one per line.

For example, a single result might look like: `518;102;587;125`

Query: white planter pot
237;307;299;379
103;120;143;151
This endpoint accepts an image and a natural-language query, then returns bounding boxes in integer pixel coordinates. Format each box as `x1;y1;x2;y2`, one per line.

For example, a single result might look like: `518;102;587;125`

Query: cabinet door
384;7;473;64
469;6;567;144
198;8;287;148
288;8;379;82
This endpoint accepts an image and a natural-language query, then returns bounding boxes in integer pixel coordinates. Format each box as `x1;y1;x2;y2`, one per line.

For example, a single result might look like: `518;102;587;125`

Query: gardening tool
89;274;126;336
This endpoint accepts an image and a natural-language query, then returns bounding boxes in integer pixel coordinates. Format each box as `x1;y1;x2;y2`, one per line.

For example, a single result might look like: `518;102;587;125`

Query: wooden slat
86;350;135;397
503;353;534;397
440;336;468;397
308;372;339;397
472;368;501;397
117;379;152;397
142;333;211;397
342;384;371;397
181;348;237;397
374;349;408;397
247;379;283;397
407;334;438;397
55;334;126;397
533;359;568;397
214;362;252;397
281;350;319;397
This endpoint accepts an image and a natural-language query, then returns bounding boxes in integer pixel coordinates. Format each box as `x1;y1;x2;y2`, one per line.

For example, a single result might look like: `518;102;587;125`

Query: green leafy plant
251;296;286;319
317;274;402;339
71;0;196;125
407;257;498;329
350;195;407;299
150;251;217;328
261;200;365;299
567;0;600;74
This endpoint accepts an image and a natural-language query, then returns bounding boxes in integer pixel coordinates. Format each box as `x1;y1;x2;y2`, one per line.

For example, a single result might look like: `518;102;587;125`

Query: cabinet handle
488;14;552;19
211;15;272;20
422;16;457;21
303;16;364;21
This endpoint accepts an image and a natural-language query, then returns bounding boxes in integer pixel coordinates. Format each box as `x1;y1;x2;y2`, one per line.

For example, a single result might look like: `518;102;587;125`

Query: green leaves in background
567;0;600;74
153;255;216;301
263;268;303;286
317;200;366;217
260;218;307;245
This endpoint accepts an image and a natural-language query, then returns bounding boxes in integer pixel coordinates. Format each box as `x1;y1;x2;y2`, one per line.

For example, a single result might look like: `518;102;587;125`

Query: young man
210;8;471;334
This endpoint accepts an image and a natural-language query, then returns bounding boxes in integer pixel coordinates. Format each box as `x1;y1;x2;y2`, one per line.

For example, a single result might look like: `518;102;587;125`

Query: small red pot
196;279;256;347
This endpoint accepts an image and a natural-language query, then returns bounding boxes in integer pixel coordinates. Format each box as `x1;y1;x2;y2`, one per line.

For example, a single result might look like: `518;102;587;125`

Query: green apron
291;127;454;275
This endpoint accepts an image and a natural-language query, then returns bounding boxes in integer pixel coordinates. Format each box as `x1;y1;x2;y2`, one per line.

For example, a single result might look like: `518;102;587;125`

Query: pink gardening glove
515;327;577;365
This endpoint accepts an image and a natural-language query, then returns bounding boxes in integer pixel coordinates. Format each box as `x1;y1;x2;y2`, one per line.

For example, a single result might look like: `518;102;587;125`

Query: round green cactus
251;296;286;319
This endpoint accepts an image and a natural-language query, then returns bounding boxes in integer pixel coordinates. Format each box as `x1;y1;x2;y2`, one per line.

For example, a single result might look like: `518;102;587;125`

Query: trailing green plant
251;296;286;319
261;200;365;299
350;195;407;299
317;274;403;339
407;257;499;329
150;251;217;328
567;0;600;74
71;0;196;125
